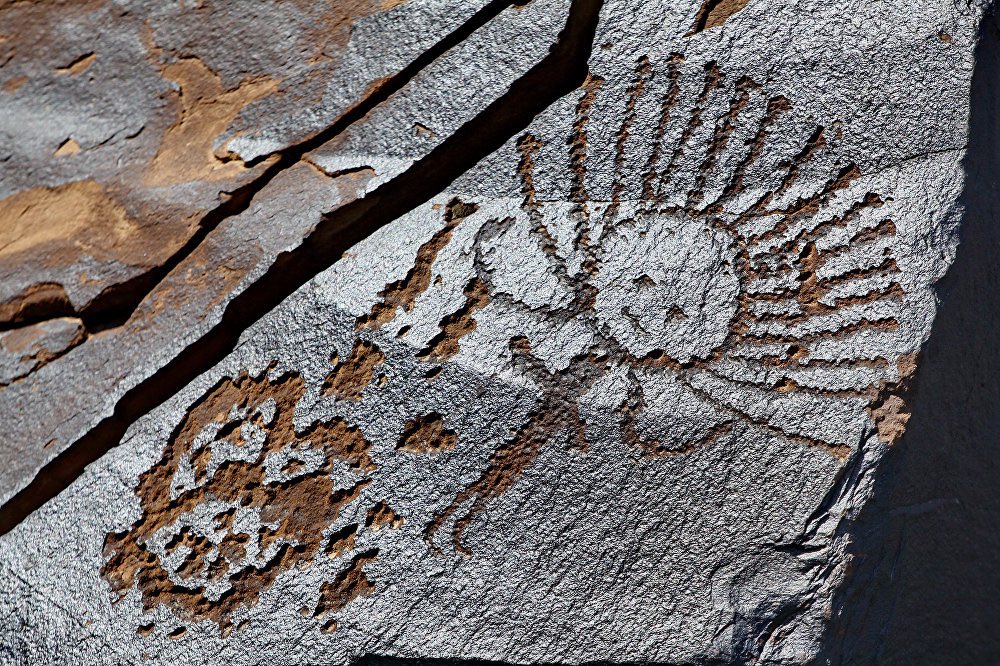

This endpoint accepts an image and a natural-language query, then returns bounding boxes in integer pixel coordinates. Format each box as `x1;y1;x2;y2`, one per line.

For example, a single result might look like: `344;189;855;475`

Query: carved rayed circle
593;210;740;362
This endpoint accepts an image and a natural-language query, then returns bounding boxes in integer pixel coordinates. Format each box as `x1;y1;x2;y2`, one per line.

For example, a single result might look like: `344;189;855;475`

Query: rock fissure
0;0;604;536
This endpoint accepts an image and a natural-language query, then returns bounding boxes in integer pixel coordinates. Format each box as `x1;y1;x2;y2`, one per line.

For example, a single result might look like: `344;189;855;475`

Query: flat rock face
0;0;485;319
0;0;988;664
0;0;569;505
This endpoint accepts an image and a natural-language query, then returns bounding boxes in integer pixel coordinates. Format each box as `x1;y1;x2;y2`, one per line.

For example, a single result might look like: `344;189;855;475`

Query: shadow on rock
816;8;1000;665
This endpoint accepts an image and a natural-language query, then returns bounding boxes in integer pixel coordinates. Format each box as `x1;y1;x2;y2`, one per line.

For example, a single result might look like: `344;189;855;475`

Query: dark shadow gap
815;8;1000;663
354;658;702;666
0;0;520;334
0;0;604;535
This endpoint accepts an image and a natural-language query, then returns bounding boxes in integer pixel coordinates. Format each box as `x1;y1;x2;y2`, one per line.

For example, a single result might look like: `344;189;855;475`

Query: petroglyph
0;0;982;663
101;361;395;634
356;58;912;553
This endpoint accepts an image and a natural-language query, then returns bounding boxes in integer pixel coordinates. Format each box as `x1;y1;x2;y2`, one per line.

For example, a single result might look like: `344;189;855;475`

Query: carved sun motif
101;55;912;636
414;57;906;551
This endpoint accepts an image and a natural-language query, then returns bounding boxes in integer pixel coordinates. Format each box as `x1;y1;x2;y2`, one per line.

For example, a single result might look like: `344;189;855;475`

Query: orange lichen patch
0;180;199;323
54;137;80;156
100;367;380;632
325;524;358;560
689;0;752;34
358;198;479;329
867;352;920;444
396;412;457;453
313;550;379;619
144;56;278;187
322;339;385;401
365;502;403;531
417;278;491;361
2;75;28;93
55;52;95;75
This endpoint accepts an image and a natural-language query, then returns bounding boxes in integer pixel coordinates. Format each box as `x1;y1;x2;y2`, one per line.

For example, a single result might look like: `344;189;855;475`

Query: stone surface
0;0;488;323
0;0;570;506
0;0;994;664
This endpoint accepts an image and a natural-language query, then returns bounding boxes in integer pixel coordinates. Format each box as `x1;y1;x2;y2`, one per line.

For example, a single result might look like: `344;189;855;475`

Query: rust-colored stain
690;0;752;34
101;367;381;632
322;339;385;401
426;411;547;556
144;56;278;186
397;412;457;453
424;339;602;555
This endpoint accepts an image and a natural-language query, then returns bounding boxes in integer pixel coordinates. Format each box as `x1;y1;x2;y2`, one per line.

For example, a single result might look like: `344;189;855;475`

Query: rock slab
0;0;990;664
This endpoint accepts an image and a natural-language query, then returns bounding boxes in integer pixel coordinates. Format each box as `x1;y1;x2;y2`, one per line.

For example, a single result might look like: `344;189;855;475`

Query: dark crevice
0;0;521;334
351;655;712;666
814;8;1000;663
0;0;604;535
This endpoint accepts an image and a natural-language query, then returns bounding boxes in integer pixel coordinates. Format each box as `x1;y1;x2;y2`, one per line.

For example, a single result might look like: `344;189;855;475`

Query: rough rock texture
0;0;570;506
0;0;997;664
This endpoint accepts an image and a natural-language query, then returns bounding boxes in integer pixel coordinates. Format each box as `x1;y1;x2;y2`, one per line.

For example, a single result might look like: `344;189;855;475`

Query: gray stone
0;0;569;506
0;0;992;664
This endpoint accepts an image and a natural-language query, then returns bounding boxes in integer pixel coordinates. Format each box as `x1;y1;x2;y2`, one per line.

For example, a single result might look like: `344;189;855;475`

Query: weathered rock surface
0;0;569;506
0;0;995;664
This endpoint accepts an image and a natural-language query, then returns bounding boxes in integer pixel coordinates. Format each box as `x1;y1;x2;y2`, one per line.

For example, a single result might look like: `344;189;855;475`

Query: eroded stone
0;0;988;664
